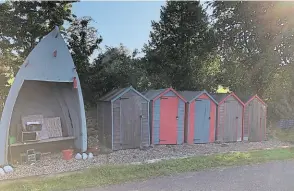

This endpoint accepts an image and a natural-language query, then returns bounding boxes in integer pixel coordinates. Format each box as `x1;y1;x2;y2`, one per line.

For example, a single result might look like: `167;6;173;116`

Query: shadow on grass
2;147;294;191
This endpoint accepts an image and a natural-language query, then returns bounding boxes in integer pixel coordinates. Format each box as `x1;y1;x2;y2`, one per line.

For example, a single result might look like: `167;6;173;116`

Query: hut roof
235;94;253;104
178;91;204;102
99;86;149;102
142;88;168;100
98;88;127;101
210;93;230;103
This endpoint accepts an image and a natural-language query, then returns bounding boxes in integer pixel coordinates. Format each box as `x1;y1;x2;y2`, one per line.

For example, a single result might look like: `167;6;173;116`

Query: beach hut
179;90;218;144
97;86;150;150
0;27;87;165
240;95;267;142
211;93;244;142
143;88;186;145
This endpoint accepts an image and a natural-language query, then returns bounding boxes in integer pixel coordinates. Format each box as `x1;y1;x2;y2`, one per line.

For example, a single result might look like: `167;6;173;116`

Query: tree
66;16;102;106
210;1;260;95
86;45;148;105
0;1;77;113
0;1;76;69
143;1;217;91
210;1;294;119
0;52;15;113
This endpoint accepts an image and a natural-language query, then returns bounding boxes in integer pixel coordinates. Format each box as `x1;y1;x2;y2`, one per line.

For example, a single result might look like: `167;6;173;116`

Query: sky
72;1;166;53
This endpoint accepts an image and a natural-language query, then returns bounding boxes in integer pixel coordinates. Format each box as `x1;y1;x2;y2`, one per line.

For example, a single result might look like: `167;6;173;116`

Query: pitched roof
236;93;253;104
210;93;230;103
142;89;168;100
237;94;267;106
98;87;128;101
178;91;203;102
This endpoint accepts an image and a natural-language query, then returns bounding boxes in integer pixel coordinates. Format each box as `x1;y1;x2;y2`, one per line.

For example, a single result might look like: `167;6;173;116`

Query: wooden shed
143;88;186;145
97;86;150;150
179;90;218;144
240;95;267;142
211;93;244;142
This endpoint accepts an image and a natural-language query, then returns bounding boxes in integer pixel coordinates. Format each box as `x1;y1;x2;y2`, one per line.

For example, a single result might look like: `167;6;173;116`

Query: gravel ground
0;140;292;181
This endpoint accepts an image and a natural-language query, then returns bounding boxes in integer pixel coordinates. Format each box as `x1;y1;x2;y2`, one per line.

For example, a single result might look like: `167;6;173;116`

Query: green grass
2;147;294;191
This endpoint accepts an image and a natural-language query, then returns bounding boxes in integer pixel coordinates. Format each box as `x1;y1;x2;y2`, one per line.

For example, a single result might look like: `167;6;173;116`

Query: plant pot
62;149;73;160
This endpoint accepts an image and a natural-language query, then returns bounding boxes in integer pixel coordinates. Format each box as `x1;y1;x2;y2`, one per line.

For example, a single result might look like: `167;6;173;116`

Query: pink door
159;96;178;144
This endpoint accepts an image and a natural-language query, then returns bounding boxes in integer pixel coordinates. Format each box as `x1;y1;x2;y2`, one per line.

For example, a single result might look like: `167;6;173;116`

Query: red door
159;96;178;144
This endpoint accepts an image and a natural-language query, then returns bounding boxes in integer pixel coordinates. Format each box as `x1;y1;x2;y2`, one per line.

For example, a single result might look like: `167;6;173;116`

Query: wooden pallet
44;117;63;138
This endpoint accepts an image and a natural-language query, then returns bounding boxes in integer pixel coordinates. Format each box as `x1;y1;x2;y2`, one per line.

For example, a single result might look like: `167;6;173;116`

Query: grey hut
97;86;150;150
211;92;244;142
239;94;267;142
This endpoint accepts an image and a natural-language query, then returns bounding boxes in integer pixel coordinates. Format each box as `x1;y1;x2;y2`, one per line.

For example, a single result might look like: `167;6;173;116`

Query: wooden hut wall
97;87;150;151
243;97;267;142
112;90;149;150
216;95;243;142
151;90;185;145
97;101;112;148
187;93;217;144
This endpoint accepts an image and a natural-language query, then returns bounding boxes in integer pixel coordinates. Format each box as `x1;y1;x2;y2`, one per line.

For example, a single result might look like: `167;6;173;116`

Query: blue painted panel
153;99;161;144
194;99;210;143
147;102;150;145
111;102;114;150
163;90;176;97
203;100;210;142
177;99;185;144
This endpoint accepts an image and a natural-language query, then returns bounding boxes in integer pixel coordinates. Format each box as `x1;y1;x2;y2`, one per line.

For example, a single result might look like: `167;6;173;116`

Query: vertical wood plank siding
177;99;185;144
97;101;112;148
112;99;121;150
141;101;150;147
216;103;225;141
244;97;267;142
216;95;243;142
153;99;161;144
243;101;250;141
151;90;185;145
198;93;217;143
97;87;150;150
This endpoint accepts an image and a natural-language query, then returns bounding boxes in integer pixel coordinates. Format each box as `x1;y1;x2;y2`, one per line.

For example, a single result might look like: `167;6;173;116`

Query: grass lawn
2;147;294;191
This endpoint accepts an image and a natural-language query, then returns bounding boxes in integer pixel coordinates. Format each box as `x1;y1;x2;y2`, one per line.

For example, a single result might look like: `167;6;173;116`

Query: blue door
194;99;210;143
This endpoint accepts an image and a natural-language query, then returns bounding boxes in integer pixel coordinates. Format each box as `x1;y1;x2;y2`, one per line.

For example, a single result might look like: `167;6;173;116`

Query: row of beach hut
96;86;267;151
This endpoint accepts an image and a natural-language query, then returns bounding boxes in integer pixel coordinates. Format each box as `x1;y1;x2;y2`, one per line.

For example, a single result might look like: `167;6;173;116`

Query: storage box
22;131;37;142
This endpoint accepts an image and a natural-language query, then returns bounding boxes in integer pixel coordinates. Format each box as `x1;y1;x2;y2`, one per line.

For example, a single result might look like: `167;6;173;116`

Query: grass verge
2;147;294;191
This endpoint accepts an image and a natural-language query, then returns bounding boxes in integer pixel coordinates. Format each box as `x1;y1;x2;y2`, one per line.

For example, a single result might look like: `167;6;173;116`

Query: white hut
0;27;87;165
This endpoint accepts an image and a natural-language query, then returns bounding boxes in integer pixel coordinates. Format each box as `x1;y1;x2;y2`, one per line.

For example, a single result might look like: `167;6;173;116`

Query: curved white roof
18;27;78;82
0;27;87;165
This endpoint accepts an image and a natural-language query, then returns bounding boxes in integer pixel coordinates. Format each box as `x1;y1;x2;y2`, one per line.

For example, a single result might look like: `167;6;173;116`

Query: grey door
120;95;141;149
249;101;265;142
194;99;210;143
224;100;238;142
223;101;231;142
249;102;258;141
260;104;267;141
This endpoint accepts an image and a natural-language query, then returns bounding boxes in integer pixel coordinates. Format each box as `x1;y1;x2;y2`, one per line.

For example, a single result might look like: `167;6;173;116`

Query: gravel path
0;140;292;181
89;160;294;191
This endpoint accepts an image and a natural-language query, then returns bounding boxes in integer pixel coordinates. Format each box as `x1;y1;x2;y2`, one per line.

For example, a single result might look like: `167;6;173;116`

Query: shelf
10;136;76;147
